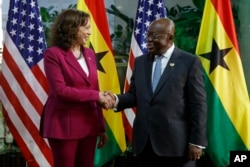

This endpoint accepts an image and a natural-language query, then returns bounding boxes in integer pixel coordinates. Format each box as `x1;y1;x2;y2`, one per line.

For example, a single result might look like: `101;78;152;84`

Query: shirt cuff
189;143;206;149
113;94;119;111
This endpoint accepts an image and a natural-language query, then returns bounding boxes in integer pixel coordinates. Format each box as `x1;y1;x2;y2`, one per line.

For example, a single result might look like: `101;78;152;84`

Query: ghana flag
196;0;250;166
77;0;126;166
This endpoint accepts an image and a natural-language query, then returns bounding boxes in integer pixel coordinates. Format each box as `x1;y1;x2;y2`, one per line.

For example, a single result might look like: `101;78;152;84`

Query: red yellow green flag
196;0;250;166
77;0;126;166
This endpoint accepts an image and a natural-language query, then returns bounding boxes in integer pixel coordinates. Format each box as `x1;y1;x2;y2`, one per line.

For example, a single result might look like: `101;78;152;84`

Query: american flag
0;0;52;166
123;0;167;143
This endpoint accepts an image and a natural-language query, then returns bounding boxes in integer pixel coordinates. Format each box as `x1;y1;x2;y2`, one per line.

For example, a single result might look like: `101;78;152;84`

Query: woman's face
78;18;91;45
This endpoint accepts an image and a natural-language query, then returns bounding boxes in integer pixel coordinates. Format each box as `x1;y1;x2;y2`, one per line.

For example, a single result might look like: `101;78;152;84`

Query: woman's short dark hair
49;9;90;50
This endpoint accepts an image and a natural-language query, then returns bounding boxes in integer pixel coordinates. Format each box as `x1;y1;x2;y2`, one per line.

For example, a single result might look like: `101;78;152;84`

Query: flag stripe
0;84;51;167
0;0;53;166
198;0;250;149
84;1;113;52
2;49;43;113
205;72;248;167
122;108;135;134
77;0;126;166
211;0;239;51
31;65;49;95
1;107;39;167
3;35;48;107
93;123;121;164
2;36;44;127
0;45;52;166
196;0;250;166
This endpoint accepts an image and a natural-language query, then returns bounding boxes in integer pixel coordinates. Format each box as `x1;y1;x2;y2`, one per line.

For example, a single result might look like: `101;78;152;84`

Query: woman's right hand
99;92;115;109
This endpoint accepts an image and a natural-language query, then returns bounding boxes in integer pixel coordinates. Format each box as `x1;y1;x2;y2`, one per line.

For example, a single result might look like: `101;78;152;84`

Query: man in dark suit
105;18;207;167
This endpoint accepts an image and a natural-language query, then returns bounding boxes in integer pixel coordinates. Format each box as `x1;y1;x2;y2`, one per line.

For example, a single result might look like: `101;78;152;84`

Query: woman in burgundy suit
39;9;111;167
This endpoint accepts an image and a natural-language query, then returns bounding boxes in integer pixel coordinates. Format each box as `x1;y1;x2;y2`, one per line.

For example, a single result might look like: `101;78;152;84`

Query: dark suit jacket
117;47;207;156
40;46;105;139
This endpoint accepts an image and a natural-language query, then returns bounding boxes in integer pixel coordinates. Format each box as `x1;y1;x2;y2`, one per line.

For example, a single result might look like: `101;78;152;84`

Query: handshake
99;91;116;109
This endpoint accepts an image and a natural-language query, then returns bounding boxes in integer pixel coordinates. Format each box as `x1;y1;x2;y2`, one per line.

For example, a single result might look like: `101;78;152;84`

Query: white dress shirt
77;55;89;77
151;44;175;81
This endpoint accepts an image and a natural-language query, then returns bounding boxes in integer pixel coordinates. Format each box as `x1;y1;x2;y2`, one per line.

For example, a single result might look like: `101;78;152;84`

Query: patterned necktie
152;56;162;91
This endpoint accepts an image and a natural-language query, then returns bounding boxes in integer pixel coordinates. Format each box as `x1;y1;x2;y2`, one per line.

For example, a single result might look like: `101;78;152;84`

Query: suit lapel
144;54;154;94
64;48;92;84
153;48;180;94
82;48;97;84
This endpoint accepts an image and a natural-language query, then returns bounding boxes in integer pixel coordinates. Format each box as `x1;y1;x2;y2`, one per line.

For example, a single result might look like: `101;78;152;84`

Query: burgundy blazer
40;46;105;139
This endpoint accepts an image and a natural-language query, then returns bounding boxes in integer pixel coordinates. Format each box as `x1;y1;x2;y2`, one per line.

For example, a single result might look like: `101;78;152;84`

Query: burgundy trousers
48;136;97;167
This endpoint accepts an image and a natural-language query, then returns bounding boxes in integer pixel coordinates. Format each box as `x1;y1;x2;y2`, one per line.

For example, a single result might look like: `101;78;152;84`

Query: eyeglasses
146;33;168;40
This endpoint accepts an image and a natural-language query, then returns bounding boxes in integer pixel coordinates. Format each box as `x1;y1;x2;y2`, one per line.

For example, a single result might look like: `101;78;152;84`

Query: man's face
146;22;171;55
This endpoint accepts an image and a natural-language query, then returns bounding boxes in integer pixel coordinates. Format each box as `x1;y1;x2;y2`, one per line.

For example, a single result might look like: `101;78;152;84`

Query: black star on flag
199;39;232;74
89;43;108;73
